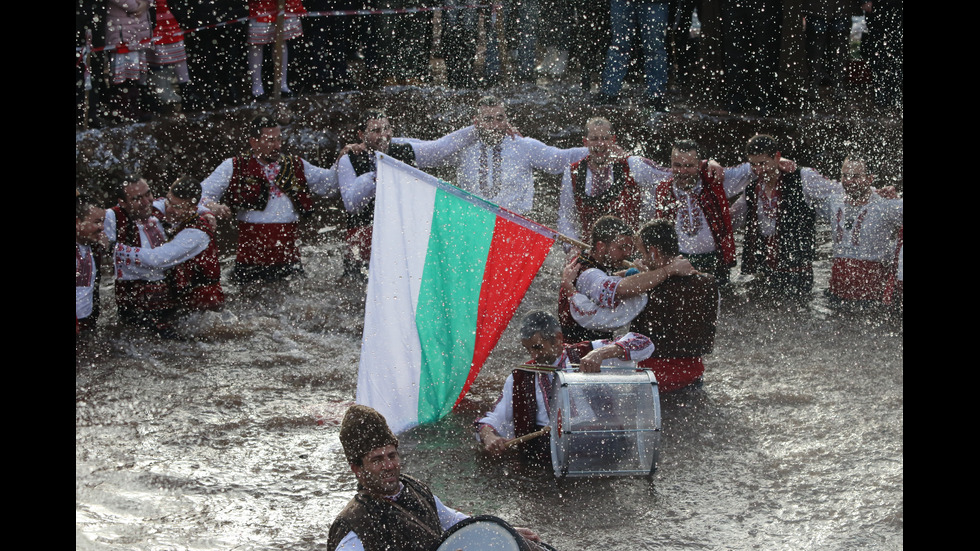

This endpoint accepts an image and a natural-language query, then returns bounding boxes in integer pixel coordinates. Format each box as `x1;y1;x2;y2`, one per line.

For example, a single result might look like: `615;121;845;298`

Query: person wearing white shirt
198;114;340;283
431;95;588;215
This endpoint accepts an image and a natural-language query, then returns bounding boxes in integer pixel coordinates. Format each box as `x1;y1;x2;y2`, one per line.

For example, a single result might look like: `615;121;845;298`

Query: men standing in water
651;139;738;285
475;311;654;460
113;178;224;315
556;117;670;246
104;177;177;335
807;153;903;309
198;114;339;284
337;109;478;277
76;193;107;336
328;404;546;550
433;95;588;215
630;219;719;392
724;134;841;302
558;215;696;343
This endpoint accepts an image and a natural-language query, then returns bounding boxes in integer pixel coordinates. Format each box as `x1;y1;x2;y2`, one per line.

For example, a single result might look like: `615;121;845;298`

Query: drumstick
504;426;551;448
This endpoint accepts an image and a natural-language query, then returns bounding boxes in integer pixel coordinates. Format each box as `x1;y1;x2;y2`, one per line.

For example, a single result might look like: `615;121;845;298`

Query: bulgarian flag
356;154;556;434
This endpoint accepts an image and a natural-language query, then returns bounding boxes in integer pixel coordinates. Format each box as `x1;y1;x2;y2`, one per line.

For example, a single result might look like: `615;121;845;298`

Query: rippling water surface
77;89;902;550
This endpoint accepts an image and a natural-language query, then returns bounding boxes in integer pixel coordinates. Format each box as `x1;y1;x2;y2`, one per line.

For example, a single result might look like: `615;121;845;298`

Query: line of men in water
76;94;903;342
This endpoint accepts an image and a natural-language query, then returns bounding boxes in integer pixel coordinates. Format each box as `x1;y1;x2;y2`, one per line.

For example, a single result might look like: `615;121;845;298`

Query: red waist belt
236;222;300;267
830;258;889;301
638;357;705;393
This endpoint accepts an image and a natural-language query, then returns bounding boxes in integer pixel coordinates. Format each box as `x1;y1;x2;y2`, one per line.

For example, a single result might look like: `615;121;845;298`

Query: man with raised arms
198;114;340;284
337;109;478;276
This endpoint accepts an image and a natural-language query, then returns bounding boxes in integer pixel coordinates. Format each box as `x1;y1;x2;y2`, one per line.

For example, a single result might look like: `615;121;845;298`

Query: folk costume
475;333;654;458
653;161;737;282
442;136;587;214
327;475;468;551
76;242;104;335
105;205;176;332
631;274;719;392
556;156;668;244
199;153;337;283
246;0;306;97
826;192;903;303
557;253;621;343
336;127;478;273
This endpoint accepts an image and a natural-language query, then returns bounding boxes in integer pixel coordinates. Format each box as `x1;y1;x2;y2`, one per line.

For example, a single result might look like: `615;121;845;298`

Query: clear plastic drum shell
549;368;662;478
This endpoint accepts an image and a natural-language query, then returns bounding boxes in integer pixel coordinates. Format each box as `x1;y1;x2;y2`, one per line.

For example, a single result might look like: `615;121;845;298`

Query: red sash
235;221;300;267
829;258;890;301
638;357;704;393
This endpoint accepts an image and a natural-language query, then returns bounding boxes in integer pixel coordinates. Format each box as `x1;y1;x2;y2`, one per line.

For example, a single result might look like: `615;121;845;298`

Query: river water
76;88;903;550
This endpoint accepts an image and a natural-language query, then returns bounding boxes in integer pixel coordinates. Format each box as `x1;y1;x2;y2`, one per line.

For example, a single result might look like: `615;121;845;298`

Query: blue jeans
600;0;668;98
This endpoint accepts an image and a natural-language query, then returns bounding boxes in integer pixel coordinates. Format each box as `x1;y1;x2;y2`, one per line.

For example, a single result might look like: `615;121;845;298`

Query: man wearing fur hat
328;405;544;550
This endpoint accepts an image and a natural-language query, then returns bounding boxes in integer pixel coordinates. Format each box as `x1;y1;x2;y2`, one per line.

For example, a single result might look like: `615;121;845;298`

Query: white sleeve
526;139;588;174
576;267;623;308
302;158;339;198
410;126;478;168
338;155;377;213
199;158;235;210
103;208;118;245
476;374;516;440
114;228;209;273
628;156;670;187
610;331;656;362
800;167;844;210
723;162;753;199
556;166;581;243
434;495;470;530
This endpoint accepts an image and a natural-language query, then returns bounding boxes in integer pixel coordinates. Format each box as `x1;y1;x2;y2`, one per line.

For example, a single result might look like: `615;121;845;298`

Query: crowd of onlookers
75;1;903;127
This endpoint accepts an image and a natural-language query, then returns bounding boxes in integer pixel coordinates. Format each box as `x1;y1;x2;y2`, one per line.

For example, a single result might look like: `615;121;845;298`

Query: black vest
347;144;418;227
741;169;816;274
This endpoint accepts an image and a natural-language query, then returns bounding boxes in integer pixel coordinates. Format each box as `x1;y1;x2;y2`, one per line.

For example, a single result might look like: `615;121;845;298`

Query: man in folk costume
328;405;546;551
104;177;178;335
337;109;478;277
198;114;339;284
146;0;189;114
113;178;224;315
806;153;903;308
652;139;737;285
730;134;842;302
558;215;697;344
556;117;671;248
430;95;589;215
630;219;720;393
77;194;107;336
475;311;654;462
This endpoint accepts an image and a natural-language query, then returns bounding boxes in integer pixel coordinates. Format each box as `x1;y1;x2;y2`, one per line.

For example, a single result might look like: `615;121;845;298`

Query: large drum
548;368;661;478
435;515;557;551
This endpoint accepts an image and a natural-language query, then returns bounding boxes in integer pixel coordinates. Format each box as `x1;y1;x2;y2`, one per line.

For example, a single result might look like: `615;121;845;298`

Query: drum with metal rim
434;515;532;551
549;368;661;478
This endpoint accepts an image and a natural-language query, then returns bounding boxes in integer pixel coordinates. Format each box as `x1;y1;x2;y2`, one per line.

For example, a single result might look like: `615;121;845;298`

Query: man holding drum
328;405;547;551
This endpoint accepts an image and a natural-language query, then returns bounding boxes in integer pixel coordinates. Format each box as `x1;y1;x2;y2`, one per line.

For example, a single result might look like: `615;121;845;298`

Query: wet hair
672;139;699;156
112;177;146;202
590;215;634;246
520;310;561;340
842;151;871;173
638;219;680;258
745;134;780;157
248;114;280;139
169;177;202;205
358;109;389;132
474;95;505;115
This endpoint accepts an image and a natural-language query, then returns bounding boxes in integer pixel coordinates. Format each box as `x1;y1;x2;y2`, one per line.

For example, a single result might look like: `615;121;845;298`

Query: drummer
328;405;545;551
475;311;654;459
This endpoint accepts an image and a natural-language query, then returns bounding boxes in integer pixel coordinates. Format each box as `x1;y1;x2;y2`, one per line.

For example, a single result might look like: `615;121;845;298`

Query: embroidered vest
326;475;443;551
741;169;815;274
226;155;314;216
166;216;224;312
569;157;641;236
654;161;737;267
